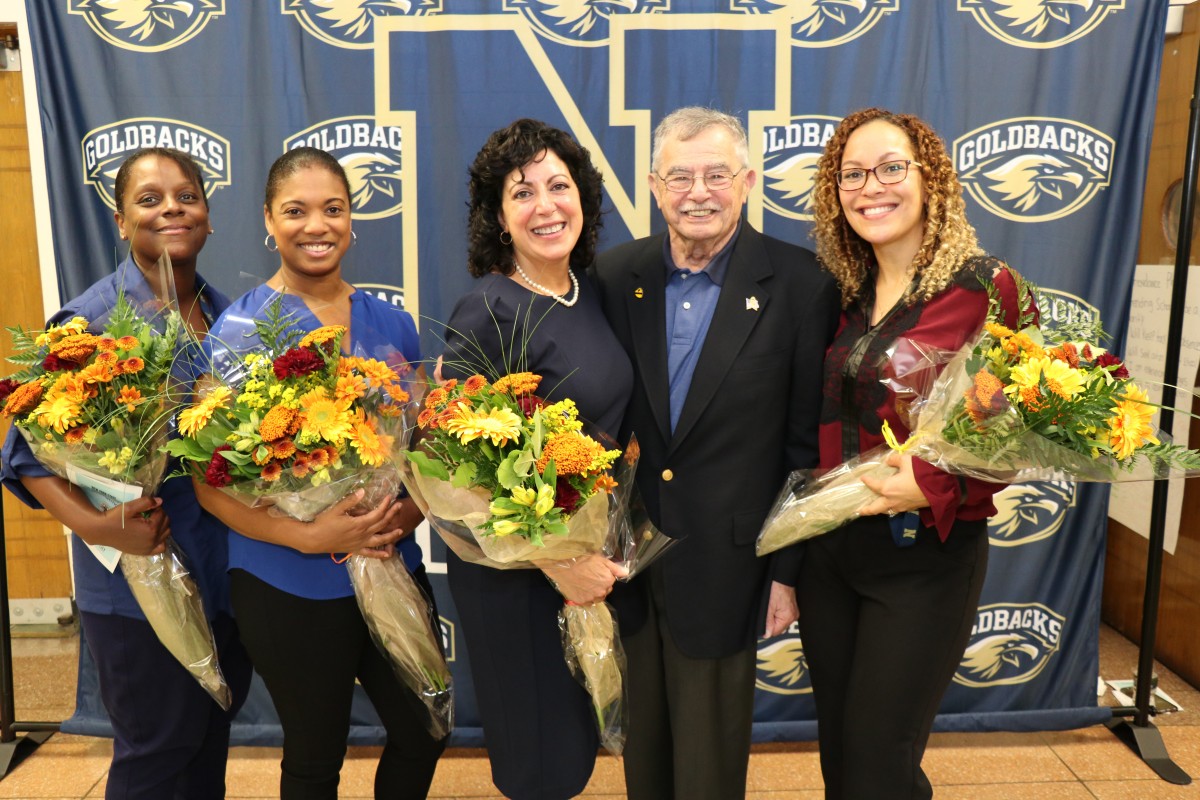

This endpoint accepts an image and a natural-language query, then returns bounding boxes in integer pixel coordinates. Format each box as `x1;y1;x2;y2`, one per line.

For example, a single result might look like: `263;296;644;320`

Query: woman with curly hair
439;119;632;799
802;108;1029;799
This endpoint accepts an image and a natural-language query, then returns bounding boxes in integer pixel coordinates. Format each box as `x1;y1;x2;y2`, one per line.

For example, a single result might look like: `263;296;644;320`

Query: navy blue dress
441;269;633;800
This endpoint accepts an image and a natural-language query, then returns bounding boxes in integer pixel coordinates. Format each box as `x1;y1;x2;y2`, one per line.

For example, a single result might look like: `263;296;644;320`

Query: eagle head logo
959;633;1041;681
512;0;666;47
342;151;403;215
983;154;1085;213
283;0;431;49
765;153;820;216
959;0;1122;48
70;0;224;51
792;0;869;35
988;480;1075;546
755;637;812;695
992;0;1098;37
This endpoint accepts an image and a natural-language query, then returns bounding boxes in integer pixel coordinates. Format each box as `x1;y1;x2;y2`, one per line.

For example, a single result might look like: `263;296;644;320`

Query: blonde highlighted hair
811;108;982;307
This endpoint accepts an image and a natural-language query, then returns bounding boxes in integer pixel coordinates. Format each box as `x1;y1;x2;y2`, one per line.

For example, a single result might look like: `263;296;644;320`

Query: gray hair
651;107;750;173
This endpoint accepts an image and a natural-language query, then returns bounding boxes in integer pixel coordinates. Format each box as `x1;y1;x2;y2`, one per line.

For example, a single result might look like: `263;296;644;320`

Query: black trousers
621;563;757;800
82;611;252;800
798;516;988;800
231;567;445;800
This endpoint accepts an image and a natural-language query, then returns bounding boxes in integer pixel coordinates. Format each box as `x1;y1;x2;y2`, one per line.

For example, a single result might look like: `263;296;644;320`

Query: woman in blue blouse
195;147;444;800
0;147;252;799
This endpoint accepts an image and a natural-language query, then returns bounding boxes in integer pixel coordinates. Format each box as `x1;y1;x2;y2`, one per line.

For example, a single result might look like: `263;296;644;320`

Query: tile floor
0;624;1196;798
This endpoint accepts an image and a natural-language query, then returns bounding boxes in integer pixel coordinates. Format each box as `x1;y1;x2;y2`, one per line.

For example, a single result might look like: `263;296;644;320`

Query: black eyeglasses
655;169;744;193
835;160;922;190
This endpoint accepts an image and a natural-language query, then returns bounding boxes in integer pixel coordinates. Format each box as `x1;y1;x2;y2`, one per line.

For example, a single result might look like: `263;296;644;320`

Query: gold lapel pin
634;287;644;299
746;296;760;311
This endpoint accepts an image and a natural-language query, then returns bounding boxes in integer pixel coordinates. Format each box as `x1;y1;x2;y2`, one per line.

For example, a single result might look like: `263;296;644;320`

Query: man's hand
763;580;798;638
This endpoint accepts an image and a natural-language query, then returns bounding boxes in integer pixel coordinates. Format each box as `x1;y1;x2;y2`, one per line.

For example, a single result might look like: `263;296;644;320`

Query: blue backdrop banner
26;0;1166;745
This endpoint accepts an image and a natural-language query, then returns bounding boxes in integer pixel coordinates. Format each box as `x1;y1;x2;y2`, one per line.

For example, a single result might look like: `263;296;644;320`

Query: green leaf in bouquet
405;449;450;481
217;449;252;466
496;450;525;489
451;462;477;489
252;293;303;355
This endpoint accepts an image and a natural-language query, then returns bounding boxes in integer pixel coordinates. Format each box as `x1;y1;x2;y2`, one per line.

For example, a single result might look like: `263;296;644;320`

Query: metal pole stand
0;490;59;778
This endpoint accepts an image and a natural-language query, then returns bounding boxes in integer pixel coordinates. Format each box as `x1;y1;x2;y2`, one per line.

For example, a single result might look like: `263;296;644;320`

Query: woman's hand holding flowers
539;554;628;606
307;489;405;557
857;451;930;517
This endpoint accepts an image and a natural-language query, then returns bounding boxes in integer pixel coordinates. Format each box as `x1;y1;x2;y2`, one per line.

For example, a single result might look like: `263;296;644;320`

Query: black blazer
594;224;840;659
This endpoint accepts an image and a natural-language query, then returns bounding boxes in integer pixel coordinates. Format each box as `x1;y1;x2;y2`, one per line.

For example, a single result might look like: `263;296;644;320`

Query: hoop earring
351;231;357;247
264;234;278;252
499;230;512;245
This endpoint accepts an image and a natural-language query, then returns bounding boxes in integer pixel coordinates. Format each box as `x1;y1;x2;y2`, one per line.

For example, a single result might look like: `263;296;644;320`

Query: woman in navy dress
440;119;633;800
0;147;252;799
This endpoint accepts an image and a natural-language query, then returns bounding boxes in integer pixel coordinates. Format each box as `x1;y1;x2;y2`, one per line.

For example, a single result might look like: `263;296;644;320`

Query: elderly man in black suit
594;106;840;800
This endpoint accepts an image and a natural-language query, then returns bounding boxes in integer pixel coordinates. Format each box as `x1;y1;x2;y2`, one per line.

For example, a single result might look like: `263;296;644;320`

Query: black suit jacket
594;224;839;659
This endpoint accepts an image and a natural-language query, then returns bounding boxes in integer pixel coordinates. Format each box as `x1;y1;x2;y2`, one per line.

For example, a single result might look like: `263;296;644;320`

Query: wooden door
0;22;72;602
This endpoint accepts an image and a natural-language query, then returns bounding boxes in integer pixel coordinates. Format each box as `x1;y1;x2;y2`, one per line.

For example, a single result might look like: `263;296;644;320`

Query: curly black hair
466;119;604;278
113;147;208;213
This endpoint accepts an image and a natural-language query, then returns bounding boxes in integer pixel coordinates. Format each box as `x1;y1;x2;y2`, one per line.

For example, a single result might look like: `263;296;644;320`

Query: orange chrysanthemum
63;425;90;444
417;408;437;429
383;383;409;404
308;447;331;469
424;387;449;410
442;379;458;391
95;338;118;352
94;351;119;367
76;362;116;385
354;358;398;386
463;375;488;396
536;432;602;476
493;372;542;397
115;336;140;351
272;439;297;460
260;405;297;442
2;382;43;416
985;322;1015;340
252;445;274;466
1048;342;1080;369
291;453;313;479
261;462;283;482
117;357;144;375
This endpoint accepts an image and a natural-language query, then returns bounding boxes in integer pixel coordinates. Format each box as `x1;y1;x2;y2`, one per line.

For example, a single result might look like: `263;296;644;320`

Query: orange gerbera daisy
335;374;368;405
1107;384;1159;461
349;414;391;466
298;389;352;444
985;322;1015;339
383;383;410;404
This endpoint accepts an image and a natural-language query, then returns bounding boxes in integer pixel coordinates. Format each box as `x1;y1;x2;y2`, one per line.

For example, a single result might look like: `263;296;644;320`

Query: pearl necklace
513;260;580;307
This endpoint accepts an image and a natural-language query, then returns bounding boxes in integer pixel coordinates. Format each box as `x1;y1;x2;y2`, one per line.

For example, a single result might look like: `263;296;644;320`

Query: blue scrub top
0;258;233;620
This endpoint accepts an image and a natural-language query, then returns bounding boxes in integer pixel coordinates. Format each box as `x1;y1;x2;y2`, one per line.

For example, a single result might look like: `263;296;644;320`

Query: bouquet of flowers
165;296;452;737
1;288;232;708
758;278;1200;554
402;371;672;754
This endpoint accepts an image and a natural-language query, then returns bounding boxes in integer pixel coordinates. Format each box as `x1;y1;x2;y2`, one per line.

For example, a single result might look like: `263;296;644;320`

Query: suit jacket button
662;469;674;481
